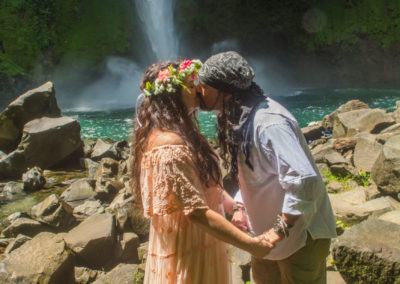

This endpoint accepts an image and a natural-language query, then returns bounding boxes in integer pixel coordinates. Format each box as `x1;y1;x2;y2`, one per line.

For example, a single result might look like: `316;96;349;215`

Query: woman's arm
188;208;273;258
222;190;251;232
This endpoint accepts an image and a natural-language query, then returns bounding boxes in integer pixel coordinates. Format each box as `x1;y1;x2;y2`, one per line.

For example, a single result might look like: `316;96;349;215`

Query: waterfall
134;0;178;61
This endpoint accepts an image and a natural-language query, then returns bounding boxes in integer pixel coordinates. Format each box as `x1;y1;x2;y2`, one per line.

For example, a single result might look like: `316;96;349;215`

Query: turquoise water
63;88;400;141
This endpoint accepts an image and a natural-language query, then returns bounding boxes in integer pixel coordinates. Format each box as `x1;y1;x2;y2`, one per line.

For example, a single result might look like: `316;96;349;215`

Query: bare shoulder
146;129;185;150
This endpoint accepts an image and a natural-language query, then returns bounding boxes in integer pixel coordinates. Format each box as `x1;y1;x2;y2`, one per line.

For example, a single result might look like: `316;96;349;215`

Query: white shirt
235;97;337;260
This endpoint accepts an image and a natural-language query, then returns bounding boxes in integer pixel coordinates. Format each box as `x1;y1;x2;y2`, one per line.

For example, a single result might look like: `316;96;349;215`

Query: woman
131;60;272;284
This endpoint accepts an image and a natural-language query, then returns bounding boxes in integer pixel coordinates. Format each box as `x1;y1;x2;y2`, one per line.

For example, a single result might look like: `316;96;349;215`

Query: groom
197;51;337;283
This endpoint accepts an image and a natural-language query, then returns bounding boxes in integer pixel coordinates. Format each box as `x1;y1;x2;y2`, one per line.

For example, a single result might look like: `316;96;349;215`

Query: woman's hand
248;235;275;258
231;209;250;232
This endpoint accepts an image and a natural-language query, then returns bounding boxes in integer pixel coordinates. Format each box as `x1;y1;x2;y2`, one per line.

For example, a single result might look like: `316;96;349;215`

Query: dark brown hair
131;61;221;206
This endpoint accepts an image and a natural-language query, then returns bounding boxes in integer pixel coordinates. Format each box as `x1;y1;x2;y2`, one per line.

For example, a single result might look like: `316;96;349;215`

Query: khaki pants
252;234;331;284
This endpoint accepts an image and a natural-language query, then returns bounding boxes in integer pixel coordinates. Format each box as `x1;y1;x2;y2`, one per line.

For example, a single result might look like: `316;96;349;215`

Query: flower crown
143;59;202;97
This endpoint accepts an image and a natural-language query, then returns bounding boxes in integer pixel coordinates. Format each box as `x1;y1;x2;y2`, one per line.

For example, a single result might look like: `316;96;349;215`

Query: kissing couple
131;51;337;284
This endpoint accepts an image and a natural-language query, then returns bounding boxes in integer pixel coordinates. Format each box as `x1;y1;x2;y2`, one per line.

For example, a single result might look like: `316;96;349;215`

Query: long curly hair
131;61;221;207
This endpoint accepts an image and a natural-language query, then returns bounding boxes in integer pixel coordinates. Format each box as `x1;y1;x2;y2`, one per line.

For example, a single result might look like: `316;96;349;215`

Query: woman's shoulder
146;129;186;151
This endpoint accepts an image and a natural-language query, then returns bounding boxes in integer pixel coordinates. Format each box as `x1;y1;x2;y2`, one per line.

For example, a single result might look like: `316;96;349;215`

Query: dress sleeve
141;146;209;217
259;123;318;215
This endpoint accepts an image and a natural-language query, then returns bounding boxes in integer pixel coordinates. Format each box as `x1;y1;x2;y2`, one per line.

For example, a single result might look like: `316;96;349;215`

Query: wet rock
73;200;105;220
61;178;96;208
1;217;51;238
0;82;61;153
0;232;75;284
332;218;400;283
4;234;31;254
31;194;75;230
93;263;145;284
371;135;400;195
64;213;116;268
22;166;46;191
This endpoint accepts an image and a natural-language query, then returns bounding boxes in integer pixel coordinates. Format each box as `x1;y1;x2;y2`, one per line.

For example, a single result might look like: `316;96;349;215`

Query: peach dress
140;145;231;284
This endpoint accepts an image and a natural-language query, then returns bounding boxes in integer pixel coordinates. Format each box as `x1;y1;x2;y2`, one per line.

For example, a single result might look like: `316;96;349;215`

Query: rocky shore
0;82;399;283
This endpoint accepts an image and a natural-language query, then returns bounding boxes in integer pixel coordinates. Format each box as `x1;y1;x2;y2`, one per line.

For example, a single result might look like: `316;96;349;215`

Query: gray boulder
322;100;370;130
1;217;51;238
0;82;61;153
333;108;395;138
301;124;323;142
91;139;119;161
31;194;75;230
378;210;400;225
93;263;144;284
353;133;382;172
73;200;105;220
61;178;97;208
63;213;116;267
114;232;140;263
332;218;400;283
20;116;83;169
74;267;105;284
22;166;46;191
4;234;31;254
372;135;400;195
0;149;26;178
0;232;75;284
0;181;23;201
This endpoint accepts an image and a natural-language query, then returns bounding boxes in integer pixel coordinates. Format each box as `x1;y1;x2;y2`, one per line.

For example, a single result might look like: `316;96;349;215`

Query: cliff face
0;0;399;104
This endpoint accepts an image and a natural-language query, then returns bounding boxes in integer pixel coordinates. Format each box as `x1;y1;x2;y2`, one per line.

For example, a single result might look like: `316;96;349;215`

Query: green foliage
322;169;372;190
336;219;352;230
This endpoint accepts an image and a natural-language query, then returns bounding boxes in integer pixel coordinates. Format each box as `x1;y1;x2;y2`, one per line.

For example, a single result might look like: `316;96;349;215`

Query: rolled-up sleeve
259;123;317;215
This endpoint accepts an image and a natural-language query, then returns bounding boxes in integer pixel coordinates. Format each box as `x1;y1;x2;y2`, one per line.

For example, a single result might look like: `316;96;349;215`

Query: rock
330;164;354;177
0;149;26;178
333;108;395;138
64;213;116;267
80;158;99;178
74;267;105;284
107;191;134;231
91;139;119;161
73;200;105;220
365;184;381;200
310;140;335;163
333;137;357;154
61;178;97;208
380;122;400;134
0;150;6;160
1;217;51;238
353;133;382;172
301;124;324;142
355;196;400;219
22;166;46;191
378;210;400;225
129;207;150;239
20;116;83;169
327;271;346;284
31;194;75;229
4;234;31;254
229;246;251;284
93;263;145;284
137;241;148;263
6;211;30;223
0;82;61;153
326;180;345;193
332;218;400;284
322;100;370;130
0;181;23;200
0;232;75;284
371;135;400;195
0;238;13;254
114;232;140;263
325;151;348;166
95;158;122;202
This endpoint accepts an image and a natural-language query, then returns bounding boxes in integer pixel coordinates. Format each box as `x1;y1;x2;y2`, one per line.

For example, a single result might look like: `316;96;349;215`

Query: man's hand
231;209;251;232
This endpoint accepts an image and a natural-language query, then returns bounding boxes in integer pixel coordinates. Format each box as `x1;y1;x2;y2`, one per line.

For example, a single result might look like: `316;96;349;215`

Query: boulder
22;166;46;191
326;180;345;193
74;267;105;284
301;124;324;142
333;109;395;138
95;158;123;202
0;232;75;284
4;234;31;254
322;100;370;130
0;82;61;153
91;139;119;161
0;149;26;178
107;190;134;231
137;241;148;263
63;213;116;267
310;141;335;163
0;181;23;201
73;200;105;220
31;194;75;230
353;133;382;172
378;210;400;225
93;263;145;284
20;116;83;169
332;218;400;283
1;217;51;238
371;135;400;195
325;151;348;166
333;137;357;154
61;178;97;208
80;158;99;178
114;232;140;263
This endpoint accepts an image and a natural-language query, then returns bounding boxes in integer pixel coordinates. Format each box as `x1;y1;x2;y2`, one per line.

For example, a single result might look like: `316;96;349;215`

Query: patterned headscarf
198;51;255;93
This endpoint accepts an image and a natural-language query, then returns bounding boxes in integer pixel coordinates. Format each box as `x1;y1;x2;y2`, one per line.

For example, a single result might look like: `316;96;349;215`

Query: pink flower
157;68;170;82
179;60;193;71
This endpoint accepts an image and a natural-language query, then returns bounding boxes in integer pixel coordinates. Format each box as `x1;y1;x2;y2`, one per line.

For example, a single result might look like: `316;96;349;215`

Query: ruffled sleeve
140;145;209;217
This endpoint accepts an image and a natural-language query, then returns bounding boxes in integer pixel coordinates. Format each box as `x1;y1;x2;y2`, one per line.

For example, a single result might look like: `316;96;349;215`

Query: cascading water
134;0;178;61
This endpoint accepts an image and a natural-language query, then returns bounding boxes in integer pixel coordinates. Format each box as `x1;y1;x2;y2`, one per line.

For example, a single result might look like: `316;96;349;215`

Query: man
197;51;337;284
